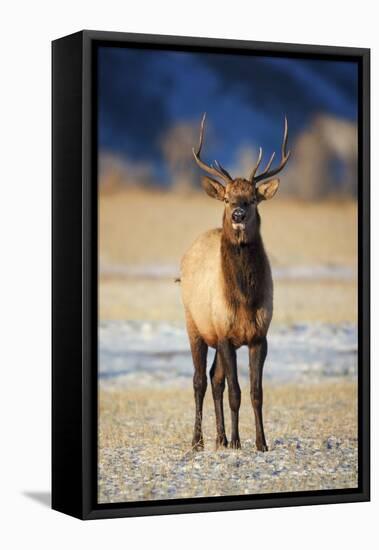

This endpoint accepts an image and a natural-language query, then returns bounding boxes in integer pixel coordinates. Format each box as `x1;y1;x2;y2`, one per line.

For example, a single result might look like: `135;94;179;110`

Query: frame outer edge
54;30;370;520
52;31;85;519
82;30;95;519
361;48;370;500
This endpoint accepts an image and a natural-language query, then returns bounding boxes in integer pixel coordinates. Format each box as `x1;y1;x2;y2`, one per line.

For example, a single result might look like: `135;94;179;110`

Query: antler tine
262;151;275;173
249;147;263;181
192;113;232;184
252;116;291;185
282;115;289;160
195;112;206;157
214;160;233;181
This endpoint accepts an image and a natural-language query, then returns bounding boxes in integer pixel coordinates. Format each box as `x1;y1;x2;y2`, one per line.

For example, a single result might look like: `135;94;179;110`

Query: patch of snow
99;321;357;389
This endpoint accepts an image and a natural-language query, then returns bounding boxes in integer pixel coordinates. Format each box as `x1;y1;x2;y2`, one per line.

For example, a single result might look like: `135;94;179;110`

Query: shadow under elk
180;114;291;452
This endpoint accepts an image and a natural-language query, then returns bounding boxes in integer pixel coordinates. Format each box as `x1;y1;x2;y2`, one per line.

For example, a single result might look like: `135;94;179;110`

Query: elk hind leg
210;351;228;449
249;337;268;452
218;341;241;449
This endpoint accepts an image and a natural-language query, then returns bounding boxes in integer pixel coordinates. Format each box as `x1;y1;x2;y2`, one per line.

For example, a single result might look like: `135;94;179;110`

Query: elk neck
220;211;268;310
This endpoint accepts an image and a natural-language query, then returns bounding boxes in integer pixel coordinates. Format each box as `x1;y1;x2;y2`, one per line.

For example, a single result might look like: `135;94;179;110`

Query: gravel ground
98;381;358;503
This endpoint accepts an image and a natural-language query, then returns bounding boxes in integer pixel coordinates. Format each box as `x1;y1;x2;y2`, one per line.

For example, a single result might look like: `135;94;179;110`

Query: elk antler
250;116;291;185
192;113;233;184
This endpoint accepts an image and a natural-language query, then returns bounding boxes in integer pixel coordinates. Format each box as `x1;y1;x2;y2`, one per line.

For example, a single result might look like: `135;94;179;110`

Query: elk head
193;113;291;244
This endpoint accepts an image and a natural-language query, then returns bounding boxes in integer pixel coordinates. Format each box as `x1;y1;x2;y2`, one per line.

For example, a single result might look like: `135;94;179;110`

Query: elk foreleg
188;324;208;451
249;337;268;452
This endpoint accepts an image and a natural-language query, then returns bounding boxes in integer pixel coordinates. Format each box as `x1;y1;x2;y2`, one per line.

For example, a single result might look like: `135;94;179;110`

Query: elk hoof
215;435;228;449
192;436;204;451
230;438;241;450
256;442;268;452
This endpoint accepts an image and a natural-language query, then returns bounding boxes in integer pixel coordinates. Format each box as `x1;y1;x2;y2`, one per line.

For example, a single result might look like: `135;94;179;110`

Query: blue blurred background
98;46;358;199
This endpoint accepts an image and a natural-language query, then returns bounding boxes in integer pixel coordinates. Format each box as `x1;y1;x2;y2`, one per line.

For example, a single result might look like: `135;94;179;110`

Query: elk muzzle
231;207;246;224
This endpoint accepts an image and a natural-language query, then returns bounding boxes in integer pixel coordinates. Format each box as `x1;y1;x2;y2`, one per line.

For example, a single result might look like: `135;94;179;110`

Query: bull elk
180;114;290;451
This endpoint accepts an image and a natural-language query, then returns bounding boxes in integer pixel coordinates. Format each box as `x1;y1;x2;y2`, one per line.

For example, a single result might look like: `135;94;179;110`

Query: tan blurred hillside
99;189;357;268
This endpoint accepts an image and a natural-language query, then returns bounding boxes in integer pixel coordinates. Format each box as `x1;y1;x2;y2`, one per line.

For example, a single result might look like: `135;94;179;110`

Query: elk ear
256;179;280;202
201;176;225;201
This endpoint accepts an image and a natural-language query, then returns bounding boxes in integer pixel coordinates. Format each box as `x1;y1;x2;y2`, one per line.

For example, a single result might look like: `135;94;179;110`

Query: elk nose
232;207;246;223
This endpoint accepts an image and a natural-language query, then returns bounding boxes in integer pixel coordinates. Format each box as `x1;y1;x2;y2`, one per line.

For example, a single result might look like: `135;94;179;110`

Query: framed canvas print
52;30;370;519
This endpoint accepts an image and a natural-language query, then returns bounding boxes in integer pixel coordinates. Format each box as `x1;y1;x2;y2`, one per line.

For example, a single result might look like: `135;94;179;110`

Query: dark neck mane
220;229;268;311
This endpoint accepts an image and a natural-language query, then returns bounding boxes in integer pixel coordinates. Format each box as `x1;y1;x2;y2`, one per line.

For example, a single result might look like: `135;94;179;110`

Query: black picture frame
52;30;370;520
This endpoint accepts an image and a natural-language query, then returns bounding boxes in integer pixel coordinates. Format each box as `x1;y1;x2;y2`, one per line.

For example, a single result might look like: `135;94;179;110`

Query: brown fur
180;179;274;350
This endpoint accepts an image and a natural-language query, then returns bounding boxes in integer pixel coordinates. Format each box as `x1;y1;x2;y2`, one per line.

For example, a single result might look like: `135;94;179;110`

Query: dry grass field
99;276;356;324
99;380;357;503
99;189;357;323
